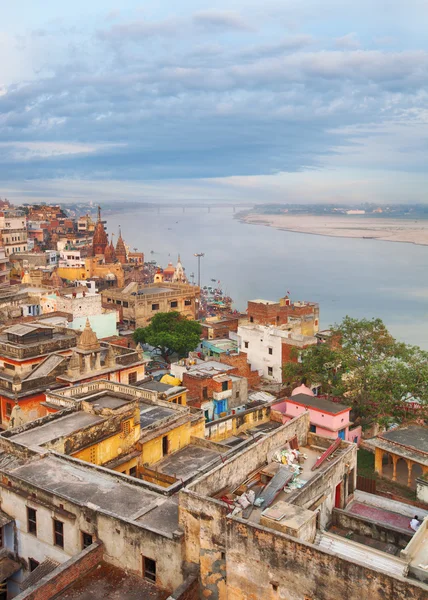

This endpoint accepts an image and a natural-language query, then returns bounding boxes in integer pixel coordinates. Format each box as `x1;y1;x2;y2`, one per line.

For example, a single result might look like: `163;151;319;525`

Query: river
107;206;428;349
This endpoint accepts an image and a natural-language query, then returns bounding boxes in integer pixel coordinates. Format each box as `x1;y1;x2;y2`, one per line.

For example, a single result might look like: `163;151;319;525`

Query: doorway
162;436;169;456
335;482;342;508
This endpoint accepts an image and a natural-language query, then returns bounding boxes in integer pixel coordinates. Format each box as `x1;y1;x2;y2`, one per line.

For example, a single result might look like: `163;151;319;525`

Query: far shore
238;213;428;246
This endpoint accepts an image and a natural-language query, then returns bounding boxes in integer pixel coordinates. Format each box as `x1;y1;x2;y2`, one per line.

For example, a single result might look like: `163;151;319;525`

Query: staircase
314;532;408;578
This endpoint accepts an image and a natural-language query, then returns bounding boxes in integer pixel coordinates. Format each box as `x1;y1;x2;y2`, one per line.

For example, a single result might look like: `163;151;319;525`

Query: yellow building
41;379;205;481
57;256;125;287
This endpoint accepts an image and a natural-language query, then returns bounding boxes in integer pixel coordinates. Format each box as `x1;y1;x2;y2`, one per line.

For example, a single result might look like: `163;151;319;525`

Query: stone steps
315;532;407;578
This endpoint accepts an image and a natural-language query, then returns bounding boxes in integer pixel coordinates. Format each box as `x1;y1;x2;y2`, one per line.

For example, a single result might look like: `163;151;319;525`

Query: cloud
193;10;253;32
1;2;428;204
335;33;361;50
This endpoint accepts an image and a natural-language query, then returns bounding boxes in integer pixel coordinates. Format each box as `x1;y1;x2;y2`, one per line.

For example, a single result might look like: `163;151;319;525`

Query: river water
107;206;428;349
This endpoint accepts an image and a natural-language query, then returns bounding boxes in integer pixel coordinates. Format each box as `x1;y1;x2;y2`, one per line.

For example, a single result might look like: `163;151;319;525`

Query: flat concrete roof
87;394;132;410
11;412;105;447
139;404;176;429
6;456;163;522
135;287;174;296
153;444;221;480
381;426;428;455
53;561;169;600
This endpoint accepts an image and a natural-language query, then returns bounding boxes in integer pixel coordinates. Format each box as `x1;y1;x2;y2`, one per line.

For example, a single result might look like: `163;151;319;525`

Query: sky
1;0;428;204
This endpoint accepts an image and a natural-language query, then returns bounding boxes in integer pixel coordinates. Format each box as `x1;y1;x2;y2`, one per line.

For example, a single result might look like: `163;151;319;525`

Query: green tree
283;316;428;426
133;312;202;362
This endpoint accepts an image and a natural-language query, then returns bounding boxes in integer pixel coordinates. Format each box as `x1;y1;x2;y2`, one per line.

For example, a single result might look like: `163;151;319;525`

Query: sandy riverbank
239;213;428;246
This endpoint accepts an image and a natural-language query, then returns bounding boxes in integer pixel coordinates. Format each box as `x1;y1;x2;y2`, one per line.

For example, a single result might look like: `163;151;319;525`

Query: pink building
273;385;361;444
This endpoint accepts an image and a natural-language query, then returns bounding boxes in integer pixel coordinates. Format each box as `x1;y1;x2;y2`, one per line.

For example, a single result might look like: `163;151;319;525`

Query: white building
59;249;85;268
0;210;28;255
237;324;318;383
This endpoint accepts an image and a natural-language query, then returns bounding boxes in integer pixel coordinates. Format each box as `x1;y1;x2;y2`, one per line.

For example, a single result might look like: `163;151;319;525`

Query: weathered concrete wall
226;518;428;600
0;470;185;593
332;508;412;548
191;413;309;497
179;490;228;599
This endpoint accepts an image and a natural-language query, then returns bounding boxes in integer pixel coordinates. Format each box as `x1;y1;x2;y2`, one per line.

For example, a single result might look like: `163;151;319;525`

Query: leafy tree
283;316;428;426
133;312;202;362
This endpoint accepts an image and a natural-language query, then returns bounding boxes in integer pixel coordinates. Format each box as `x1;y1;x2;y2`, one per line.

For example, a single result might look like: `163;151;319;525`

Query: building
0;210;28;256
0;243;9;287
247;294;320;336
133;379;188;406
171;358;248;420
115;228;127;264
201;316;239;340
22;378;205;479
237;323;317;382
201;337;239;359
0;403;426;598
0;323;78;425
180;412;428;599
372;425;428;489
102;282;200;329
40;287;118;338
272;383;362;443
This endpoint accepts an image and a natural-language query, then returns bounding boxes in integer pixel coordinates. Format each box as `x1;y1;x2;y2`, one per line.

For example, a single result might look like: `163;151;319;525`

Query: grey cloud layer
1;8;428;182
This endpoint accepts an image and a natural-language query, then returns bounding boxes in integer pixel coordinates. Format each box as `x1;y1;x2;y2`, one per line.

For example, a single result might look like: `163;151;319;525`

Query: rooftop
86;394;133;410
139;403;177;429
136;380;186;395
53;561;169;600
381;425;428;455
249;299;278;305
3;455;176;528
10;412;104;447
288;393;350;415
152;444;222;481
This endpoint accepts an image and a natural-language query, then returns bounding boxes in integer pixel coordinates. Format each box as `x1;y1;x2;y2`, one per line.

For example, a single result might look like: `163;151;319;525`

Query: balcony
213;389;232;401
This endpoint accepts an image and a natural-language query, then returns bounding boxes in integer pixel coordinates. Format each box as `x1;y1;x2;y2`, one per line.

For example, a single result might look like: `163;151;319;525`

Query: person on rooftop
410;515;421;531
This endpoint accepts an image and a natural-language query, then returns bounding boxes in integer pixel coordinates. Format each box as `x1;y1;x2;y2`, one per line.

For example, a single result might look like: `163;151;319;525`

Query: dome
291;383;314;397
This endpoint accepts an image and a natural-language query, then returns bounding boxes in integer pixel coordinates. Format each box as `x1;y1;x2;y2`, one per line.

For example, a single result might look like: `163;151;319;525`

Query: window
249;316;254;323
170;301;178;308
162;436;169;456
27;507;37;536
53;519;64;548
5;363;15;371
122;420;131;436
221;381;228;392
152;303;160;311
6;403;12;417
204;410;210;421
82;532;93;549
89;447;97;464
244;341;249;349
176;396;182;405
128;371;137;384
184;299;192;306
202;386;208;400
268;347;273;355
129;466;137;477
123;301;128;308
143;556;156;583
310;424;316;433
268;366;273;376
29;558;39;572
